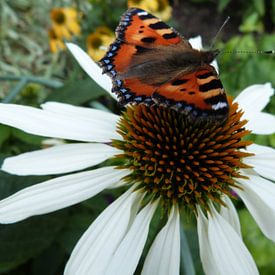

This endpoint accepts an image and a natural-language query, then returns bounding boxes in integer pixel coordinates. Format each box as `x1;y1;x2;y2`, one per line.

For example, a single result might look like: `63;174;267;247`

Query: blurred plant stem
45;51;61;79
0;76;63;103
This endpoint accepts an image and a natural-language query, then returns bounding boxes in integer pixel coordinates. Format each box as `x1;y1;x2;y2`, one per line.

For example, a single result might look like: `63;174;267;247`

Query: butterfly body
99;8;229;121
119;44;220;85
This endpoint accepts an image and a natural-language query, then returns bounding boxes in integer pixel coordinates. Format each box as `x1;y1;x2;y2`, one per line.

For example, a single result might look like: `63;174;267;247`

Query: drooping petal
0;103;120;142
197;207;219;275
105;200;159;275
0;167;130;223
2;143;121;175
64;188;142;275
141;205;180;275
243;144;275;181
234;171;275;241
208;206;259;275
245;112;275;135
220;196;241;236
234;83;274;115
66;43;116;100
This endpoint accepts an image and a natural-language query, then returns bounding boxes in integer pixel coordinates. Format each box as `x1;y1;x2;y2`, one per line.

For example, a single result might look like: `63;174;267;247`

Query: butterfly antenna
222;50;275;55
210;16;231;49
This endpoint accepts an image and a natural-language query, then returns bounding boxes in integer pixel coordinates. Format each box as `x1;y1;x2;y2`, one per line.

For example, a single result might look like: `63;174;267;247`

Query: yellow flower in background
87;27;114;61
50;7;81;40
48;28;66;53
128;0;172;21
95;26;114;36
128;0;150;10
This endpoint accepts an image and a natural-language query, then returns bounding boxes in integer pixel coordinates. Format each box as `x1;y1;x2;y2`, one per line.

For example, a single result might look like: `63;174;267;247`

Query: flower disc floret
113;99;253;211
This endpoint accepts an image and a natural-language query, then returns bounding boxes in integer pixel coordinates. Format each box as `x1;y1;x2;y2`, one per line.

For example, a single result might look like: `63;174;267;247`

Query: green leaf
259;34;275;53
253;0;265;16
269;134;275;147
218;34;274;94
239;12;263;33
45;78;107;105
11;128;44;146
218;0;231;12
272;1;275;24
0;172;68;272
32;244;65;275
239;209;275;274
0;211;68;273
135;206;165;274
0;125;11;147
251;134;270;147
144;206;165;254
57;208;92;254
0;171;49;200
180;224;196;275
82;192;110;212
237;57;275;89
181;217;203;275
0;154;6;167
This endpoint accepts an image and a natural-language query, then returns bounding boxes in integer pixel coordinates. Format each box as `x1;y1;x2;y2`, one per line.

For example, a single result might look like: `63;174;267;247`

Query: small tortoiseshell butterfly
99;8;229;120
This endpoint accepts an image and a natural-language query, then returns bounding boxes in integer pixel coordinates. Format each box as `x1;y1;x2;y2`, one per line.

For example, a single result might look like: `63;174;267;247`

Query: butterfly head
201;49;220;64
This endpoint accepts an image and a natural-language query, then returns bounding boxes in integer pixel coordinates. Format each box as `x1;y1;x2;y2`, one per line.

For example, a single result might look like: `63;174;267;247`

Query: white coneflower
0;37;274;275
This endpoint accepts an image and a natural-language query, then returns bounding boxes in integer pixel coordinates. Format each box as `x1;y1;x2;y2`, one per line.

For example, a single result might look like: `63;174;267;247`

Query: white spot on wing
212;102;228;110
138;11;148;16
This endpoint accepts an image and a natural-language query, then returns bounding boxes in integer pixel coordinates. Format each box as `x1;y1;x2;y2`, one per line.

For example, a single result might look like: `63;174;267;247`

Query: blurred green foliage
0;0;274;274
240;209;275;275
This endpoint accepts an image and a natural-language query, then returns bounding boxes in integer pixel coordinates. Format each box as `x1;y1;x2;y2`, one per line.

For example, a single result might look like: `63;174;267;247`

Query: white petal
208;206;259;275
245;112;275;135
234;83;274;115
234;171;275;241
210;59;219;73
41;101;122;140
141;205;180;275
246;143;275;155
2;143;120;175
66;43;116;100
188;36;203;50
0;167;130;223
105;201;159;275
108;180;128;189
197;207;219;275
65;188;142;275
220;196;241;236
41;101;119;126
0;103;120;142
243;144;275;181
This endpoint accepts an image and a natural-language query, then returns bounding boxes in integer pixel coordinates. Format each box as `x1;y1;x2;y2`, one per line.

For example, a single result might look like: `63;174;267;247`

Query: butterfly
99;8;229;120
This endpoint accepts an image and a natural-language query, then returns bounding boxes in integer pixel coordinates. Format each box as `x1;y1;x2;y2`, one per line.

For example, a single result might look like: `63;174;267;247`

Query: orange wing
115;8;185;47
153;66;229;119
99;8;228;120
99;8;187;105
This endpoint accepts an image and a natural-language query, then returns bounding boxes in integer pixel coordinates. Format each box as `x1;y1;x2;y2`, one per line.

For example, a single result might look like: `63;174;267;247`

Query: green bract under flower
112;99;253;211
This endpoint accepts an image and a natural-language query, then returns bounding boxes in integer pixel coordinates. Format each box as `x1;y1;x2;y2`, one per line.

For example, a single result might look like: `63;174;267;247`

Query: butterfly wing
153;65;229;119
114;8;186;47
99;8;190;104
99;8;229;120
